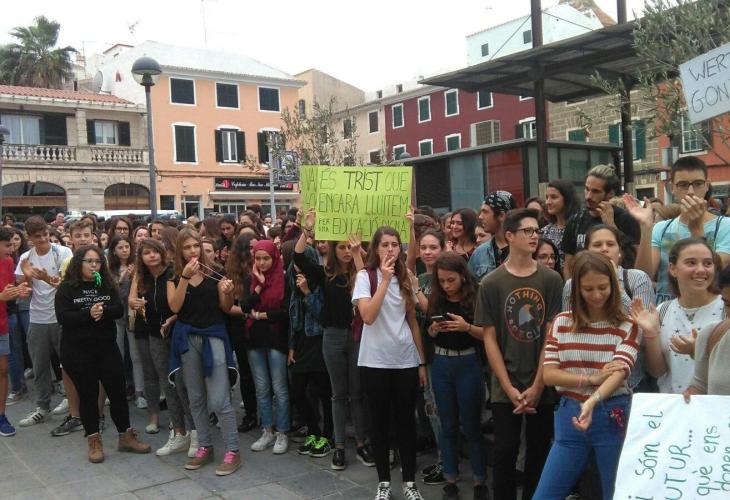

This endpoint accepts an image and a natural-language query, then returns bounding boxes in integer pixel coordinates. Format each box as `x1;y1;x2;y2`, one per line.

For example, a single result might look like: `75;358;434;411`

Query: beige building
0;84;149;217
548;91;661;199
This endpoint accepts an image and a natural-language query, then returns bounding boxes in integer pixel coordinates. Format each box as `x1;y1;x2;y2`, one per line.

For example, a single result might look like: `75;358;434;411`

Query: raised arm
623;194;659;279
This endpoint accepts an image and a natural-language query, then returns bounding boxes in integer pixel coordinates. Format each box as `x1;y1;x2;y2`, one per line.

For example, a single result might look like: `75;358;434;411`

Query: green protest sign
299;165;412;241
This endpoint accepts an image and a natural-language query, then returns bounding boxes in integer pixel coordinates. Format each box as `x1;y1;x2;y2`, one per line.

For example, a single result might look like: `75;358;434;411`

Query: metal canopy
421;21;651;102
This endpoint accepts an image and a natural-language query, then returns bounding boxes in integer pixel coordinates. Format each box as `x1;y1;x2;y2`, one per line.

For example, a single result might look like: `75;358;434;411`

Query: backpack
351;268;377;342
660;216;724;249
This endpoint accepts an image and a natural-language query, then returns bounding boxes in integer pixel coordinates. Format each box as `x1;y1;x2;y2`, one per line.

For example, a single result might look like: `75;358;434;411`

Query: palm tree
0;16;77;89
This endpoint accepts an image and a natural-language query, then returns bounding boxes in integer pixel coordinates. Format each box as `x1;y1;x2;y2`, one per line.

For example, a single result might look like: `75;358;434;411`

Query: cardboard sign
614;393;730;499
679;42;730;124
299;165;412;241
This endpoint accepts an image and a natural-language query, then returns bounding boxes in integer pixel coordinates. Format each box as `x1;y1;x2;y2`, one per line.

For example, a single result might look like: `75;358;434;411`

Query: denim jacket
468;240;496;282
287;262;325;349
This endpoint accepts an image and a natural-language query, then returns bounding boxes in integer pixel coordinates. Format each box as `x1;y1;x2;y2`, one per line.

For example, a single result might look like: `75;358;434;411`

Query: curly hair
64;245;115;290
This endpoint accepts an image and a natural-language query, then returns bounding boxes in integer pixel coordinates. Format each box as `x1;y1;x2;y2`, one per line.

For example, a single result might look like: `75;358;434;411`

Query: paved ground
1;386;483;500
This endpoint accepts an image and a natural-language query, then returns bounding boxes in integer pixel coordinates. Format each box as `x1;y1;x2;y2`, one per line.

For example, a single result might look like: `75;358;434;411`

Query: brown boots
118;428;152;454
88;433;104;463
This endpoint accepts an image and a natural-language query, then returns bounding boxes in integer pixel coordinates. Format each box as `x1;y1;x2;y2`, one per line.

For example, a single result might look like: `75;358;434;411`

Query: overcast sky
0;0;648;91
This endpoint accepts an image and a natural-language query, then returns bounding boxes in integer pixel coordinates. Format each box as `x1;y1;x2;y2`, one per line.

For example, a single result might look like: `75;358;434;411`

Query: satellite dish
91;71;104;93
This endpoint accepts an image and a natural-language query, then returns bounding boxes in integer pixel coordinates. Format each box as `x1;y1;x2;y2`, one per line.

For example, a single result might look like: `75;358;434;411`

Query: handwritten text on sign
679;42;730;124
299;165;412;241
614;393;730;499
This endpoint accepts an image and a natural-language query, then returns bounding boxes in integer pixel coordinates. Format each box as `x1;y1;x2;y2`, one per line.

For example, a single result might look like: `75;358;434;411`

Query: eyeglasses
514;227;542;237
81;259;102;265
537;253;557;262
674;180;706;191
115;226;130;232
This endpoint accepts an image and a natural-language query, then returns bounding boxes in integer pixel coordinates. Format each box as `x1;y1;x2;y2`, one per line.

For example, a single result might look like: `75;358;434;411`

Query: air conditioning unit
471;120;501;146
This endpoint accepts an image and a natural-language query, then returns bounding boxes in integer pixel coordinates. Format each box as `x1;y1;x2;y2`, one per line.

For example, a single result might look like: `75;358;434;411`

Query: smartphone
431;315;447;323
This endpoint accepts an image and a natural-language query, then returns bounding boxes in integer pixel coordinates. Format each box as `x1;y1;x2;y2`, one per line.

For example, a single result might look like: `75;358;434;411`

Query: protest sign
679;41;730;124
299;165;412;241
614;393;730;499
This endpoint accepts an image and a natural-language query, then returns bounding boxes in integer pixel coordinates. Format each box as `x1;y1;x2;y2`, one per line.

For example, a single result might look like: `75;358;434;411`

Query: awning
208;191;299;200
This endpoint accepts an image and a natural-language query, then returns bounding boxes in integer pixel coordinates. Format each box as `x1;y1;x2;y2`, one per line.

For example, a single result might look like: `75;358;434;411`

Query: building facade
97;41;304;218
0;84;149;217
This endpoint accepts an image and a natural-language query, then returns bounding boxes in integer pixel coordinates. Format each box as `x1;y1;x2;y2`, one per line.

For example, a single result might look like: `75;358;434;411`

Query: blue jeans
431;353;487;482
8;313;25;392
248;348;290;432
533;394;630;500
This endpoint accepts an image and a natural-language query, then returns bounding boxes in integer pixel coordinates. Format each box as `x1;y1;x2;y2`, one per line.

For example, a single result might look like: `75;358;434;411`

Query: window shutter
257;132;268;164
87;119;96;145
236;131;245;162
118;121;131;146
634;120;646;159
515;123;524;139
608;124;620;145
568;129;586;142
214;130;223;162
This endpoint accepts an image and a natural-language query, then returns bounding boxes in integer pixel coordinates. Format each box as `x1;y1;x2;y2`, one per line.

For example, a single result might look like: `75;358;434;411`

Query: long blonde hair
569;251;628;331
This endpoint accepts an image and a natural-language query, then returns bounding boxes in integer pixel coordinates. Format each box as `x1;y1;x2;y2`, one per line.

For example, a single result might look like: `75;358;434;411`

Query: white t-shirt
15;244;73;324
657;295;725;394
352;269;419;369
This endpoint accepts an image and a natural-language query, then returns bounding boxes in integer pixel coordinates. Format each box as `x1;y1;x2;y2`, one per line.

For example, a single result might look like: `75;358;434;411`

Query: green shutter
568;129;586;142
419;99;429;121
634;120;646;159
608;124;620;145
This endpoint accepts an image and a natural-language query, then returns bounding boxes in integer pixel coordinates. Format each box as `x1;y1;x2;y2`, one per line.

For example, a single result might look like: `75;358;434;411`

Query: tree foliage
0;16;77;89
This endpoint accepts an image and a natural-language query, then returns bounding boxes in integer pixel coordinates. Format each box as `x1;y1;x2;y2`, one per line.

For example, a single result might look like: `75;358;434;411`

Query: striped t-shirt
544;312;640;401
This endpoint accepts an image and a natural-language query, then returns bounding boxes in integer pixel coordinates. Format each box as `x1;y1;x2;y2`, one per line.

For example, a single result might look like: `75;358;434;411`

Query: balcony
0;144;148;167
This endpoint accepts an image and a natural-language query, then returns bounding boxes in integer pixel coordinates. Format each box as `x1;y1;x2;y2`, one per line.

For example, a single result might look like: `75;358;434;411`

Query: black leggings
61;338;130;435
290;370;333;439
361;366;418;483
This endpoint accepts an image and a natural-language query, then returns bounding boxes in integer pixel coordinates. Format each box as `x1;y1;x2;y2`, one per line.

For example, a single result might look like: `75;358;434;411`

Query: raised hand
630;298;660;336
218;278;234;295
595;201;615;227
182;257;200;278
302;208;316;231
380;255;395;281
347;233;362;252
623;194;654;228
295;273;310;295
251;264;265;285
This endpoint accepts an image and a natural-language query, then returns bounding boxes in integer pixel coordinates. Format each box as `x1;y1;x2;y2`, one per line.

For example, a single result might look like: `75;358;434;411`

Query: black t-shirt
171;276;224;328
561;206;640;256
134;266;173;338
432;299;479;351
293;251;352;329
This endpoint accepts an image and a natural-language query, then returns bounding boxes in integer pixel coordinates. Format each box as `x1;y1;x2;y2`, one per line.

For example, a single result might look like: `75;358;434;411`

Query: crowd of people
0;155;728;500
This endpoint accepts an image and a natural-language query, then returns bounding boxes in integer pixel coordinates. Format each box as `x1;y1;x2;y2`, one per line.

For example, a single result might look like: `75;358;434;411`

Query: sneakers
19;407;50;427
145;423;159;434
0;414;16;437
24;368;34;379
251;429;276;451
423;463;446;485
374;481;393;500
52;398;69;415
309;437;332;458
6;388;26;406
273;432;289;454
136;396;148;409
442;483;459;499
185;446;214;470
421;462;440;476
237;413;257;433
331;448;346;470
118;428;151;453
357;445;376;467
297;435;317;455
473;484;490;500
87;433;104;463
215;450;241;476
188;430;199;458
403;482;425;500
51;415;83;437
289;425;308;443
156;429;191;456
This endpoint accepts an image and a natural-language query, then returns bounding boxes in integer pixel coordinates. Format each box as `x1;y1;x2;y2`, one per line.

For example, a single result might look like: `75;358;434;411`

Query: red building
383;86;537;160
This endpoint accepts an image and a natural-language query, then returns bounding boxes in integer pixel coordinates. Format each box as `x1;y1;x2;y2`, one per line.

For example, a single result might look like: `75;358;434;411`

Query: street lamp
0;124;9;216
131;56;162;219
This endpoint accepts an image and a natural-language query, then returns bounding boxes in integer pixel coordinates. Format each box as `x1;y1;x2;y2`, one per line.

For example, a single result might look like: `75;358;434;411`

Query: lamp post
0;124;9;216
131;56;162;219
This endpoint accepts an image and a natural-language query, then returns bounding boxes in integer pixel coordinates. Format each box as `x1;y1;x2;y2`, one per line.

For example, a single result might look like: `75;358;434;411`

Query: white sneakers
156;429;191;456
250;429;276;451
136;396;148;409
52;398;69;415
187;430;199;458
273;432;288;454
19;407;51;427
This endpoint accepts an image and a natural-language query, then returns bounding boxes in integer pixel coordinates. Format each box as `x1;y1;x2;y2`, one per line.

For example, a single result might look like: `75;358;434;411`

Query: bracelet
643;330;659;340
419;363;426;367
181;274;192;280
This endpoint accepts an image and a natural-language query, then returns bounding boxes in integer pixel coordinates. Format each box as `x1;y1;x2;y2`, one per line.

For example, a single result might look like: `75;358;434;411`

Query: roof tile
0;84;133;104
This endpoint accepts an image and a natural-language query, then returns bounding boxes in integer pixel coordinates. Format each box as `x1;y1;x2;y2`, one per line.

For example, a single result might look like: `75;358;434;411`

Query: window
568;129;587;142
393;144;406;160
298;99;306;119
517;119;536;139
182;196;200;219
216;83;238;108
170;78;195;105
94;120;116;145
368;150;381;164
523;29;532;44
258;87;280;112
445;134;461;151
680;114;706;153
396;84;403;93
174;125;196;163
519;95;533;101
160;195;175;210
418;96;431;123
376;90;383;99
215;129;245;163
608;120;646;160
477;90;493;110
392;104;404;128
472;120;501;146
0;114;41;144
419;139;433;156
343;118;353;139
368;111;379;133
481;43;489;57
445;90;459;116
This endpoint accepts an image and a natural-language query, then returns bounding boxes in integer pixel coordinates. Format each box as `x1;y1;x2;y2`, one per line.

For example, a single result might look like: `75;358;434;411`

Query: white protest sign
679;42;730;124
614;393;730;499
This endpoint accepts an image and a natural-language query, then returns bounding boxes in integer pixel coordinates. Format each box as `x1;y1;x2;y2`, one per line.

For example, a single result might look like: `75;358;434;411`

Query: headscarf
247;240;285;330
483;190;516;215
